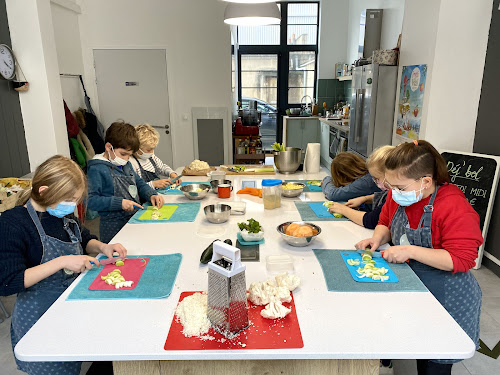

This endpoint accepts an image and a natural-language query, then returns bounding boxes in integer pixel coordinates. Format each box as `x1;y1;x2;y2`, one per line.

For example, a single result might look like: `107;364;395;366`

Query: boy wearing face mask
356;140;482;375
87;121;164;243
0;155;125;375
129;124;181;189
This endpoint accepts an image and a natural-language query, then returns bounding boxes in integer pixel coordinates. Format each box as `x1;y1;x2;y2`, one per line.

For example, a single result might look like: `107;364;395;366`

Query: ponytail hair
385;140;450;185
17;155;87;207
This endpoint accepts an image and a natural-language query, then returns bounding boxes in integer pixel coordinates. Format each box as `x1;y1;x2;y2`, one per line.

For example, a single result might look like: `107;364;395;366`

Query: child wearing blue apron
356;140;482;375
129;123;182;190
87;121;164;243
0;155;127;375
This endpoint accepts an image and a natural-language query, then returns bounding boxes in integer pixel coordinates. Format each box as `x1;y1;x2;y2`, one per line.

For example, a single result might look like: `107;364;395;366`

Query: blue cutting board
308;202;334;217
341;252;399;283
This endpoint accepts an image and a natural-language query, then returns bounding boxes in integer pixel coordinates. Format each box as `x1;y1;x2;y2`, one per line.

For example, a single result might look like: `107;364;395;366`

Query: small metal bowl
276;221;321;247
281;182;306;198
180;184;211;200
209;179;233;194
204;204;231;223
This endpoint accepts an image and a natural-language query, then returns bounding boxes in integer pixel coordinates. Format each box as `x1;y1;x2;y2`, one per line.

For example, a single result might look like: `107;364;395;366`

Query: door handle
356;89;365;143
165;125;170;129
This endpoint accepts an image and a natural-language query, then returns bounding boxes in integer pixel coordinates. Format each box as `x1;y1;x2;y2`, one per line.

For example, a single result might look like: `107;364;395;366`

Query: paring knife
170;174;183;184
357;247;384;258
91;257;125;266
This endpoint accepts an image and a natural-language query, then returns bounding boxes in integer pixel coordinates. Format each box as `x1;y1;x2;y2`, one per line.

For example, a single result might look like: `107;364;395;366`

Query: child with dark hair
321;152;380;201
87;121;164;243
356;140;482;375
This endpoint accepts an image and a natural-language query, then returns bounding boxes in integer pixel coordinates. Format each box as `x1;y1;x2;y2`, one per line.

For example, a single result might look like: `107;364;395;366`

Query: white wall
5;0;70;171
393;0;492;152
78;0;232;169
51;2;86;112
317;0;349;79
346;0;405;64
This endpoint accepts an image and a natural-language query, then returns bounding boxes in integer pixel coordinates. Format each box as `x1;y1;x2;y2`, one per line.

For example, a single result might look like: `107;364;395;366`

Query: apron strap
26;200;48;239
148;156;161;177
62;217;83;243
418;185;440;229
132;155;149;178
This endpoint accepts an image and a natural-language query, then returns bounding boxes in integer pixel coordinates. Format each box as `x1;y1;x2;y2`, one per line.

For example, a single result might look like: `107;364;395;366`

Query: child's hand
100;243;128;259
383;245;413;263
153;179;171;189
170;173;182;185
151;194;164;208
355;238;381;252
60;255;99;273
327;202;346;215
122;199;143;211
345;196;366;208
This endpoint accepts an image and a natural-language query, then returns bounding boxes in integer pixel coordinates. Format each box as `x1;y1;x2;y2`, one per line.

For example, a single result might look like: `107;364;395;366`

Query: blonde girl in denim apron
356;140;482;375
6;156;127;375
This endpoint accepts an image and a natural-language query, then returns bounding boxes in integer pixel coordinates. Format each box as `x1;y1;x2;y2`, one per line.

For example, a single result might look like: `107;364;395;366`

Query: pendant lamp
224;2;281;25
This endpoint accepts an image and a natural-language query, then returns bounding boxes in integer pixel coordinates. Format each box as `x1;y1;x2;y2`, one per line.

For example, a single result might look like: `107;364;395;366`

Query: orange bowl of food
277;221;321;247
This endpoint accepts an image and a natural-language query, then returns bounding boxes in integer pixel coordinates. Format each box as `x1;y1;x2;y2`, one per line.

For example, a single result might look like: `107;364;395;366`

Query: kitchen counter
318;117;350;133
14;169;475;375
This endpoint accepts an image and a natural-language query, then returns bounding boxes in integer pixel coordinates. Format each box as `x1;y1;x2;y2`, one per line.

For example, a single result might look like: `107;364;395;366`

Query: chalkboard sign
441;151;500;267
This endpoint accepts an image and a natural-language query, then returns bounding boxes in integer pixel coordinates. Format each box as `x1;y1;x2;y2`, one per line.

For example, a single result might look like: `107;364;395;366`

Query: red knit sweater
378;183;483;273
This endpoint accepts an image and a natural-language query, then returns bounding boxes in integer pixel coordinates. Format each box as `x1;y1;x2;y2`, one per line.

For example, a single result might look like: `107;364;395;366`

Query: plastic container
262;179;282;209
209;170;226;181
266;255;294;273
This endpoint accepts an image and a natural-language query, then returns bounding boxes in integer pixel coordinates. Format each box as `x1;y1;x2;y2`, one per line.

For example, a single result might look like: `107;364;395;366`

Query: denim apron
99;165;140;243
390;186;482;364
11;200;83;375
132;155;160;183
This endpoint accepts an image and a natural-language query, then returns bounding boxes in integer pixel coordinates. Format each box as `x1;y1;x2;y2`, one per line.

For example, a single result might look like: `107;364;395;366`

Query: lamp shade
224;3;281;26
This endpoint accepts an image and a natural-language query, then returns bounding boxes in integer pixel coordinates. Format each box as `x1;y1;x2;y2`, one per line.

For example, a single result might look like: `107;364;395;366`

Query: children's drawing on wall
395;64;427;141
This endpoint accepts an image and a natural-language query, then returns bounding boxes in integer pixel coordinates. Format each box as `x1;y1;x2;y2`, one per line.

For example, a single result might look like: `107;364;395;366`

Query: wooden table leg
113;359;379;375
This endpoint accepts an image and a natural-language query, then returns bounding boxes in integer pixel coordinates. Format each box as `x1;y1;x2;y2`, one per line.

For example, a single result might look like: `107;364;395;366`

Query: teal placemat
313;249;427;292
157;181;200;195
67;254;182;300
284;180;322;192
129;202;200;223
294;201;349;221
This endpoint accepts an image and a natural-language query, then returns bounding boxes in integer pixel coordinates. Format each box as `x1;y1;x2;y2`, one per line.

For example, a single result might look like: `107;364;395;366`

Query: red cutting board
164;291;303;350
88;258;150;291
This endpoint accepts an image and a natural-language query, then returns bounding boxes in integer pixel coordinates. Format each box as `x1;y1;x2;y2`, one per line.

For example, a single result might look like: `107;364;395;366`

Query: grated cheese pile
189;159;210;171
175;292;211;337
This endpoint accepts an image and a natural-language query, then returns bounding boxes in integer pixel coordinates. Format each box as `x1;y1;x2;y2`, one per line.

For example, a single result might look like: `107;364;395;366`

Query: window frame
234;1;320;144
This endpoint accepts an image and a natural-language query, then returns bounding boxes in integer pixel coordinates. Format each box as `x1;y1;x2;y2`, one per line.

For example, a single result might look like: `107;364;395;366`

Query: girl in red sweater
356;140;482;375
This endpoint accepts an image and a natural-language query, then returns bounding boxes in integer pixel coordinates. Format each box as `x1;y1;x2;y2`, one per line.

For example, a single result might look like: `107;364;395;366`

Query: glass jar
262;179;282;209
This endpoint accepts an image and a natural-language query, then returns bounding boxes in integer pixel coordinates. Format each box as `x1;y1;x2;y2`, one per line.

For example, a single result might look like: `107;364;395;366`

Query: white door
93;49;173;166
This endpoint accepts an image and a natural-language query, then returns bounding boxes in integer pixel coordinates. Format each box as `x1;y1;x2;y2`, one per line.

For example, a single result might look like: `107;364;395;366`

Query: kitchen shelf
234;154;265;160
337;75;353;81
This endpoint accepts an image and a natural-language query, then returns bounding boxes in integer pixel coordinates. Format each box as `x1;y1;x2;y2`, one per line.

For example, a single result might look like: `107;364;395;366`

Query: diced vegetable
237;218;262;234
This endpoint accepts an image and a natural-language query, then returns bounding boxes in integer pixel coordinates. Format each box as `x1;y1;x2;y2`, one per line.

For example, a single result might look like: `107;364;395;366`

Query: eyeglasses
384;177;423;193
372;177;384;185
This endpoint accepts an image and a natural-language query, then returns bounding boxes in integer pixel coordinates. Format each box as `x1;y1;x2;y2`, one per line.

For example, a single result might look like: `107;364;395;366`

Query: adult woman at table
355;140;482;375
0;155;126;375
321;152;380;202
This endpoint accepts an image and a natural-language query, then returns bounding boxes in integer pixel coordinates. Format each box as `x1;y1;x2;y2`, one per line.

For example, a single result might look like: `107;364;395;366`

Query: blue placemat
284;180;322;192
128;202;201;223
157;181;203;195
66;254;182;300
313;249;427;292
340;252;398;283
294;201;349;221
236;232;265;245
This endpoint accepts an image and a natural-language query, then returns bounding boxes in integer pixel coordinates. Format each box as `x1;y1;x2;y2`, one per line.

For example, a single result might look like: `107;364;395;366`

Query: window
234;2;319;148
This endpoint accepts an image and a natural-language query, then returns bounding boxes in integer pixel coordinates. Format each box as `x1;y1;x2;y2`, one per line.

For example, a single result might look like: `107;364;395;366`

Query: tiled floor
1;265;499;374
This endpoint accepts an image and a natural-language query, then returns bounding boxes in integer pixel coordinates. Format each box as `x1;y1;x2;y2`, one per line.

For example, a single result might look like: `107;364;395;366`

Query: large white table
14;169;476;375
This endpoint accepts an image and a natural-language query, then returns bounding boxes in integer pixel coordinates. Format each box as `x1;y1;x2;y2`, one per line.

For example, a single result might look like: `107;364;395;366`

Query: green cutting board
138;205;178;221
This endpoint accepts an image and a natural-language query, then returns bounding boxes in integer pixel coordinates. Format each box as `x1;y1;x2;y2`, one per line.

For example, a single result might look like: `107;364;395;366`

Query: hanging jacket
69;138;86;169
64;100;79;138
81;109;105;154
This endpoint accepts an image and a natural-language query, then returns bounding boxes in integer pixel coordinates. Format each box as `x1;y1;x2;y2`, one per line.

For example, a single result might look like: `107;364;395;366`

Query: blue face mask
391;180;424;207
46;201;77;218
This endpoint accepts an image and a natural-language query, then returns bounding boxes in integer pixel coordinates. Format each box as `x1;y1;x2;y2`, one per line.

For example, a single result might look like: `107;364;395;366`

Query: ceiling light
224;3;281;26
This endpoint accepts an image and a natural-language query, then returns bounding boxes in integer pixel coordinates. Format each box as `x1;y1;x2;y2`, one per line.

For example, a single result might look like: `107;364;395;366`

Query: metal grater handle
209;241;245;277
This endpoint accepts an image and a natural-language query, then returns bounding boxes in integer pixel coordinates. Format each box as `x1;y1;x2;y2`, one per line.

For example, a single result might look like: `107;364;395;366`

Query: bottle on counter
249;138;256;154
256;138;263;154
312;98;318;116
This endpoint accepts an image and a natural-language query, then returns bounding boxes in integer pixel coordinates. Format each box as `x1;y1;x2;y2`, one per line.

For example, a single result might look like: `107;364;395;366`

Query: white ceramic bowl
240;229;264;242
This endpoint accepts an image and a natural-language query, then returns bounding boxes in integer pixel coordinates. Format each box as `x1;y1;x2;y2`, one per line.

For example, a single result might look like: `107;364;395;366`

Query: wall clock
0;44;16;80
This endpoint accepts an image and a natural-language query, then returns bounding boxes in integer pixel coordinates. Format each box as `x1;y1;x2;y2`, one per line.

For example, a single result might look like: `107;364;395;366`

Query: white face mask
109;146;128;166
138;149;154;160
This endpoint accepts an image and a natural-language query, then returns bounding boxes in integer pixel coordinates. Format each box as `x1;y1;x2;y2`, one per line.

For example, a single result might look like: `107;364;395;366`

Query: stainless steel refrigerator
348;64;398;159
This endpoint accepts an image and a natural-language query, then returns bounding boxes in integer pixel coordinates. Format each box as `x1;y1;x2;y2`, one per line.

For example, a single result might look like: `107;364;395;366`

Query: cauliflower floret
275;272;301;291
261;299;292;319
248;282;272;305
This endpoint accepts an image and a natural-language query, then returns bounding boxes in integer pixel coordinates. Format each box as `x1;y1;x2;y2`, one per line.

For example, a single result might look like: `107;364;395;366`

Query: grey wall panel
473;1;500;270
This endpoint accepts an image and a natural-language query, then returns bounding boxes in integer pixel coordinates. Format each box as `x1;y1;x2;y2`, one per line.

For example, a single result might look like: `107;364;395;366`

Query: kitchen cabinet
284;118;320;151
320;121;331;167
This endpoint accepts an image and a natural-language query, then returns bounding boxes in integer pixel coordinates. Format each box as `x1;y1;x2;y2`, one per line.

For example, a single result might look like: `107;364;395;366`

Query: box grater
207;241;249;338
